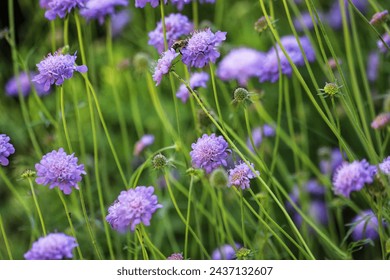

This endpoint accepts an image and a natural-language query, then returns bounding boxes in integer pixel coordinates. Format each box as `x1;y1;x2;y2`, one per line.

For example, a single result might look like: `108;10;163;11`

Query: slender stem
60;86;73;152
184;176;194;259
0;214;13;260
28;178;47;236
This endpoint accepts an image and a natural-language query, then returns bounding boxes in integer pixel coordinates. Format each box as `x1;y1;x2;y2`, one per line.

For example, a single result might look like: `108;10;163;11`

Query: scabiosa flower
35;148;86;195
135;0;167;8
0;134;15;166
32;51;88;92
152;49;178;86
350;210;381;241
5;72;50;97
148;13;193;53
80;0;128;25
181;28;227;68
134;134;155;156
371;112;390;129
370;10;389;25
228;162;259;190
167;252;184;260
42;0;86;20
106;186;163;232
216;47;266;86
24;233;78;260
176;71;209;103
332;159;377;198
190;133;230;173
111;9;131;37
211;243;241;260
379;156;390;175
377;33;390;53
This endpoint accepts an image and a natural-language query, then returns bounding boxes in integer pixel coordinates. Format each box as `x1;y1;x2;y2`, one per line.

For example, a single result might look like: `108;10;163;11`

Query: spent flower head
232;87;251;106
35;148;86;195
24;233;78;260
0;134;15;166
318;81;343;98
106;186;163;232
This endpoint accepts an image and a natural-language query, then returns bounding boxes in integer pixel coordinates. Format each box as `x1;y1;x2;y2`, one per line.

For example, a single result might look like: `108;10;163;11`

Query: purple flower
170;0;191;10
326;0;368;29
111;10;131;37
153;49;179;86
350;210;380;241
42;0;86;20
370;10;389;25
228;162;259;190
378;33;390;53
199;0;215;3
211;243;241;260
39;0;51;9
106;186;163;232
366;51;379;82
24;233;78;260
80;0;128;25
148;13;193;53
32;52;88;92
318;148;345;176
216;47;266;86
176;71;209;103
181;28;227;68
246;125;275;152
5;72;51;97
262;124;275;137
167;252;184;260
379;156;390;175
190;133;230;173
134;134;155;156
135;0;167;8
332;159;377;198
35;148;86;195
371;112;390;130
0;134;15;166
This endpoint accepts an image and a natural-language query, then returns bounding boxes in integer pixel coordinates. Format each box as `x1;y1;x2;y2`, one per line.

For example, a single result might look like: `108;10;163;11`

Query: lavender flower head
190;134;230;173
106;186;162;232
153;49;178;86
371;112;390;129
5;72;50;97
32;51;88;91
350;210;380;241
176;71;209;103
134;134;155;156
167;252;184;260
379;156;390;175
370;10;389;26
80;0;128;25
148;13;193;53
211;243;241;260
111;10;131;37
35;148;86;195
135;0;167;8
332;159;377;198
24;233;78;260
181;28;227;68
377;33;390;53
0;134;15;166
228;162;259;190
42;0;86;20
216;47;266;86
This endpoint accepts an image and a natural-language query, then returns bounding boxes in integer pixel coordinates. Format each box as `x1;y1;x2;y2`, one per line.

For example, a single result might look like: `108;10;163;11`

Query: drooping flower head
148;13;193;53
152;49;179;85
371;112;390;130
32;51;88;92
135;0;167;8
176;71;209;103
35;148;86;195
350;210;381;241
190;133;230;173
5;72;51;97
111;10;131;37
228;162;259;190
24;233;78;260
80;0;128;25
42;0;87;20
379;156;390;175
134;134;155;156
167;252;184;260
106;186;163;232
211;243;241;260
332;159;377;198
216;47;266;86
0;134;15;166
181;28;227;68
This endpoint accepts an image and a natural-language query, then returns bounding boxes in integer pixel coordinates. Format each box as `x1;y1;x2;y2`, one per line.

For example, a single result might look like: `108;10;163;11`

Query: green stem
28;178;47;236
60;86;73;152
0;214;13;260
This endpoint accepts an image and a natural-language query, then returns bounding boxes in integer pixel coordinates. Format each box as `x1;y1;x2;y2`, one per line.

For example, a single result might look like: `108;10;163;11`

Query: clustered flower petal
370;10;389;25
332;159;377;198
148;13;193;53
35;148;86;195
152;49;179;85
211;243;241;260
379;156;390;175
217;47;266;86
106;186;163;232
135;0;167;8
181;28;227;68
32;52;88;91
42;0;87;20
190;134;230;173
228;162;259;190
0;134;15;166
350;210;381;241
371;112;390;129
176;71;209;103
5;72;50;97
80;0;128;25
24;233;78;260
